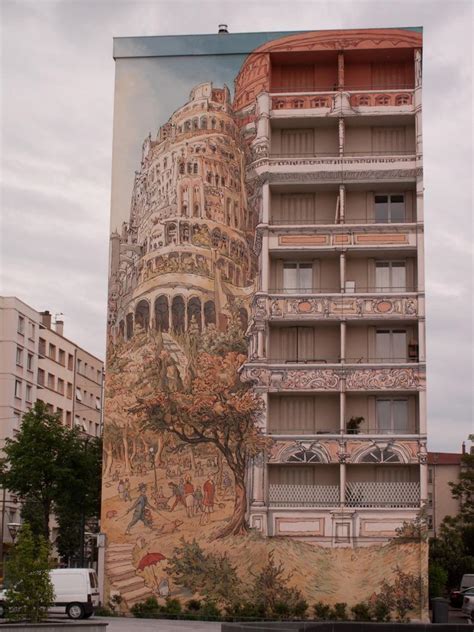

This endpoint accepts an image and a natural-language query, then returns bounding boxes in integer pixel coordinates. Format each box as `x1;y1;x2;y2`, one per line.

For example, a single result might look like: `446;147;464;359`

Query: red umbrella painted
137;552;166;586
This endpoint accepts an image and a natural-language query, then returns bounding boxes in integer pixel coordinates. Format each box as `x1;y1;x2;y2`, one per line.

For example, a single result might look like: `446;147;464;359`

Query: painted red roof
428;452;463;465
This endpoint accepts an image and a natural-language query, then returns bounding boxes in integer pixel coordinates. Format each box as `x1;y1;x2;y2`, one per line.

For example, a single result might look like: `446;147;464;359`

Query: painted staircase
106;543;153;607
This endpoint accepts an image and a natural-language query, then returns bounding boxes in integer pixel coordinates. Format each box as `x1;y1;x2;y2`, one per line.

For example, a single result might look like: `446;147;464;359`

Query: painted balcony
254;293;419;322
268;481;420;508
241;363;425;393
269;90;415;119
268;225;418;251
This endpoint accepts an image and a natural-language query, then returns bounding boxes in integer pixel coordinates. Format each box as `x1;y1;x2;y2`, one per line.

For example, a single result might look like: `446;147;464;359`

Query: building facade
0;296;104;569
427;451;463;537
102;28;427;616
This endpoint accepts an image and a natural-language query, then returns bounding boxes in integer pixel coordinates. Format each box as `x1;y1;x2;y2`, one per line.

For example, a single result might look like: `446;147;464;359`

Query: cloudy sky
1;0;472;450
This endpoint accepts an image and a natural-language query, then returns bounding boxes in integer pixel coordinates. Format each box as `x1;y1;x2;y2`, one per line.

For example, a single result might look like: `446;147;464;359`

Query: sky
1;0;473;451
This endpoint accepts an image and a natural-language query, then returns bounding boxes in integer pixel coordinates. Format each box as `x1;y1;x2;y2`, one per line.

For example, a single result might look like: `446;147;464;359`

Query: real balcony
268;393;340;435
345;393;419;435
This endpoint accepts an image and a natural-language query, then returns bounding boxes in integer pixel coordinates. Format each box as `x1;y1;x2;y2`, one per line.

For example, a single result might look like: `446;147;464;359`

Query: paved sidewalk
97;616;221;631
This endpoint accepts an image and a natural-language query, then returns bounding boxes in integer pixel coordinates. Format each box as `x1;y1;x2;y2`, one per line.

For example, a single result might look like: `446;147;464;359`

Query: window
428;467;433;484
68;354;73;370
56;407;63;422
25;384;32;402
57;378;65;395
376;329;407;362
28;322;35;339
27;353;33;371
283;262;313;293
58;349;65;366
376;399;409;433
17;315;25;334
374;194;405;223
375;261;406;292
77;359;82;373
95;397;101;411
75;387;82;402
37;368;45;386
14;380;22;399
67;382;73;398
16;346;23;366
66;411;72;426
39;338;46;356
47;373;55;389
49;344;56;360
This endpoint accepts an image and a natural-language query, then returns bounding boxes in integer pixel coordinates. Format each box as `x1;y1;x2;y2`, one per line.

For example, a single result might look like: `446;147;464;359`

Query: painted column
340;462;346;505
338;52;344;89
414;49;423;157
262;181;270;224
338;118;345;157
420;462;428;504
419;389;427;434
339;252;346;291
257;327;265;359
418;319;426;363
261;230;269;292
339;184;345;223
252;456;265;506
340;321;346;363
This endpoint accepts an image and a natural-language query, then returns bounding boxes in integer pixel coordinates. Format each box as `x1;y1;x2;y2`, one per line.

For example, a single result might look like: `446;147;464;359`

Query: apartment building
0;297;104;564
427;451;463;537
238;30;427;546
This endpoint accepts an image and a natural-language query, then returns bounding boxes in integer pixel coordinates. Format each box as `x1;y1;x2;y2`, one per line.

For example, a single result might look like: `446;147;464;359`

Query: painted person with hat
124;483;159;535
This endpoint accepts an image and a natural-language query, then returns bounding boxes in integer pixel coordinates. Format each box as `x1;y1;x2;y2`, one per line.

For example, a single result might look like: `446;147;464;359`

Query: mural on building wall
102;28;427;617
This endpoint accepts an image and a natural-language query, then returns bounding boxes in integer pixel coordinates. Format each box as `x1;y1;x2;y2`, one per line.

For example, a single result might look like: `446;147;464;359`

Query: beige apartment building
0;296;104;564
427;451;463;537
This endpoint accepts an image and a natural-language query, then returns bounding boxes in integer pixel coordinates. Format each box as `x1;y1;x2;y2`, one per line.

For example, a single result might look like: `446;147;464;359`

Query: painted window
374;193;405;222
376;399;409;433
172;296;185;333
375;261;406;292
283;262;313;293
375;329;407;362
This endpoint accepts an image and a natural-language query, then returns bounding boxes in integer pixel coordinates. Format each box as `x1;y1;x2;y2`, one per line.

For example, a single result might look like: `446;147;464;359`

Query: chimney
218;24;228;34
462;441;466;455
40;310;52;329
55;320;64;336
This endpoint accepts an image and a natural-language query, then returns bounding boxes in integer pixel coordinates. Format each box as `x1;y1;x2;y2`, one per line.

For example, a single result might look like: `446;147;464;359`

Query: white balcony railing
268;481;420;508
269;484;339;507
346;481;420;508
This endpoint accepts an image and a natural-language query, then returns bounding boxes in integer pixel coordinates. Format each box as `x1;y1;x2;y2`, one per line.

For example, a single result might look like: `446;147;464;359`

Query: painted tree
138;351;266;538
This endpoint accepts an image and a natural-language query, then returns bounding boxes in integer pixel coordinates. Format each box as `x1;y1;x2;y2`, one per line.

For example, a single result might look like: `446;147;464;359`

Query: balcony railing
266;357;417;365
270;217;418;225
269;483;339;507
346;481;420;508
267;286;417;294
270;150;414;158
267;426;418;436
268;481;420;508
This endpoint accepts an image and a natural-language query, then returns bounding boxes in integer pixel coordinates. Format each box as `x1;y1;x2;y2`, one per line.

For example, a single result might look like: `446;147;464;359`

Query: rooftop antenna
218;24;228;34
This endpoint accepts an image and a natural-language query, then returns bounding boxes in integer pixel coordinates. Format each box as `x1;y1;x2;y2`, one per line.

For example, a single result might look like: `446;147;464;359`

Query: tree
0;402;102;563
429;436;474;589
4;523;54;622
138;351;266;538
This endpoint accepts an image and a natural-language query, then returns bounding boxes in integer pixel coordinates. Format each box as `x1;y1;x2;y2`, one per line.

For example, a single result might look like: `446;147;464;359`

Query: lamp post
149;447;158;492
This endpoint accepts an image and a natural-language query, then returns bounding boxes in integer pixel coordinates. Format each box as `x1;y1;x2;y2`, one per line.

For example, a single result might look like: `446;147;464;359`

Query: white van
0;568;100;620
461;574;474;591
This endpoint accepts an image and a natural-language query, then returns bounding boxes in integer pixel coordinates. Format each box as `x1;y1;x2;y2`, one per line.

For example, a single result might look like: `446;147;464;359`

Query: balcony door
283;262;313;293
376;398;409;434
374;194;405;223
375;329;407;362
375;261;406;292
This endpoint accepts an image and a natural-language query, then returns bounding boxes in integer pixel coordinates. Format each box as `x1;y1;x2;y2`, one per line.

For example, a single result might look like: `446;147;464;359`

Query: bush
314;601;332;620
94;605;116;617
371;598;391;622
130;596;160;618
429;562;448;599
185;599;202;612
332;602;348;620
351;602;372;621
227;600;266;619
274;601;291;618
161;597;182;615
292;598;309;619
199;599;221;618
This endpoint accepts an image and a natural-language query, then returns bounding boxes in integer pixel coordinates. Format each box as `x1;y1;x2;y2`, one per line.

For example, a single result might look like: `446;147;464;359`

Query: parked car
450;586;474;608
462;593;474;622
461;574;474;591
0;568;100;620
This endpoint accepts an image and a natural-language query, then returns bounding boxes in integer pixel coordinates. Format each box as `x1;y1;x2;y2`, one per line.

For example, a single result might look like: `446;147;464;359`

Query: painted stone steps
105;543;153;608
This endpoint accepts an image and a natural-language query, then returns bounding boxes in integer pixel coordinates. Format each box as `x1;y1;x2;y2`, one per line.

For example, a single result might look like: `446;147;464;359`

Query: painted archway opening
135;300;150;331
154;295;169;332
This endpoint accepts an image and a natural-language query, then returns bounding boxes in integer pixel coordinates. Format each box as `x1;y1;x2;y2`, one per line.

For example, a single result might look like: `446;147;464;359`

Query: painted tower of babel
102;29;427;619
108;82;255;342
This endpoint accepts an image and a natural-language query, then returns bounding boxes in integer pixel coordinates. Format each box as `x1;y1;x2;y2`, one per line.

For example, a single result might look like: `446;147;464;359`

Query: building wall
427;455;462;537
102;28;427;618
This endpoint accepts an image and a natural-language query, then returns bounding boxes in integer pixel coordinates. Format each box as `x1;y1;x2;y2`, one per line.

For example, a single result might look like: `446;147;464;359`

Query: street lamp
149;446;158;492
7;522;21;544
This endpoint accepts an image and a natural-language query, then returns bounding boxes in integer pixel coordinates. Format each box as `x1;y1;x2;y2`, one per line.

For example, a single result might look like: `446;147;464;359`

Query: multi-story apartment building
0;296;104;568
102;28;427;613
238;30;426;546
427;450;463;537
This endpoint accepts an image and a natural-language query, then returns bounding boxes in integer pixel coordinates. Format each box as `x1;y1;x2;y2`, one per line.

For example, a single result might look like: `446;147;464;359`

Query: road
95;617;221;631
